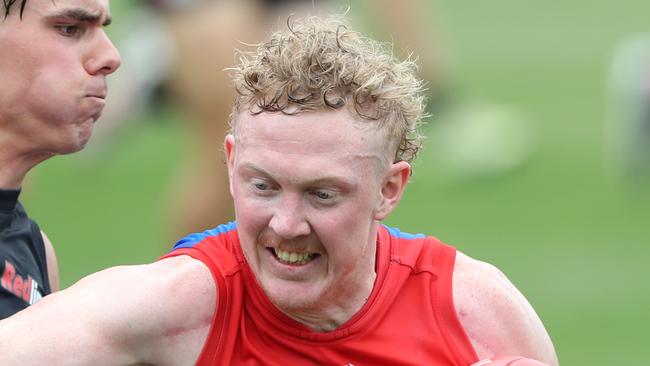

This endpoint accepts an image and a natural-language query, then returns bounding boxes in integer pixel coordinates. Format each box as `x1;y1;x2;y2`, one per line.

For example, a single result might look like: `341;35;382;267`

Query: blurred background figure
97;0;446;244
607;35;650;183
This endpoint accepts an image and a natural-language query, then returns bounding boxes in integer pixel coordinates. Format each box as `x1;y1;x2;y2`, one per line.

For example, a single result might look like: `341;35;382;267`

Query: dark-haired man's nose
84;30;122;76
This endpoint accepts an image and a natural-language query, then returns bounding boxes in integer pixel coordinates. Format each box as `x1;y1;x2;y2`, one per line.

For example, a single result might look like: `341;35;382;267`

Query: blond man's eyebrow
241;163;353;188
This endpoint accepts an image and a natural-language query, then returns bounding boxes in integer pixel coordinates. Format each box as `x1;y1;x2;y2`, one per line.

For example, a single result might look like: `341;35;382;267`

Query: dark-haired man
0;0;121;318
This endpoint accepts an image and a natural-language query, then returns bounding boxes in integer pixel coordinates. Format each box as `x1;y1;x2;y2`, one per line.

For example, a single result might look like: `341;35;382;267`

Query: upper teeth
274;248;313;264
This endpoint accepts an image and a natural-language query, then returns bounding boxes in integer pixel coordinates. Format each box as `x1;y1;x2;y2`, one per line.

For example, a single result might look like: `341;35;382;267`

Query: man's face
0;0;121;155
226;109;407;317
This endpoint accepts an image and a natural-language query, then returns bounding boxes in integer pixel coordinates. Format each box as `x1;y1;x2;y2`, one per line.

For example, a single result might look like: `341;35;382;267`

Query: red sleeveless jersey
163;223;478;365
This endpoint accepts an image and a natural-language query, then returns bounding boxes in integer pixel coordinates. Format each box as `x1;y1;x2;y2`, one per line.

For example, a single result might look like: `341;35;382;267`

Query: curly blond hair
229;14;427;163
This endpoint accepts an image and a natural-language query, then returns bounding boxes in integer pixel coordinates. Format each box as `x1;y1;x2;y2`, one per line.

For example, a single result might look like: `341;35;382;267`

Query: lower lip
84;98;105;122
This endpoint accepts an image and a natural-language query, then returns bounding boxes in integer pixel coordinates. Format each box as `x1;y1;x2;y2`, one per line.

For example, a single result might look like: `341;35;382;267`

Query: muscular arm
0;255;215;366
453;252;559;366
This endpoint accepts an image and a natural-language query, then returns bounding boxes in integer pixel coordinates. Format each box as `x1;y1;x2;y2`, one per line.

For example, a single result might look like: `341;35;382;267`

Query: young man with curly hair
0;14;557;366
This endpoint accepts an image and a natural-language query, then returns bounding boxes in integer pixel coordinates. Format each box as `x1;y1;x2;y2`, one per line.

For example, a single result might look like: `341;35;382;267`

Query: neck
286;270;377;332
0;132;51;189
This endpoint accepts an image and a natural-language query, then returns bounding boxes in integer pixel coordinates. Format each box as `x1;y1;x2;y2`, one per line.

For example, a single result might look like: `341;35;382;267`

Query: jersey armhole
162;248;228;366
28;221;51;295
431;242;480;365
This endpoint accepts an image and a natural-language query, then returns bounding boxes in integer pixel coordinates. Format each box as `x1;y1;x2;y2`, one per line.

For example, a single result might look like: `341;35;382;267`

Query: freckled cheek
234;193;273;227
234;205;267;256
321;203;375;250
311;213;353;244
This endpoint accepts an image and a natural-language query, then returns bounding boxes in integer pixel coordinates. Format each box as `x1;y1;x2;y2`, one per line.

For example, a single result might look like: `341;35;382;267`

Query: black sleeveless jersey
0;189;51;319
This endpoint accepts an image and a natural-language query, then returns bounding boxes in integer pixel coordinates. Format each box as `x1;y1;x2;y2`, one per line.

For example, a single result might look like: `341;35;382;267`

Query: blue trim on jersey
172;221;238;250
381;224;425;240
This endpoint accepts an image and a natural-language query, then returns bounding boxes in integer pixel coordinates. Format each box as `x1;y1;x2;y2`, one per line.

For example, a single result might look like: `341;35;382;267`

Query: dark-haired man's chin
61;121;95;154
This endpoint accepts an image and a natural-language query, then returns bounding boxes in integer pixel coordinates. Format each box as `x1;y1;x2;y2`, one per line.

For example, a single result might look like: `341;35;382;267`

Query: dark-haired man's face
0;0;121;154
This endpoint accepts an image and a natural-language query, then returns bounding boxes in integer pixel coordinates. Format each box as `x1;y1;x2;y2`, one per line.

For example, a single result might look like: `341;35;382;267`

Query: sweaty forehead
234;111;392;180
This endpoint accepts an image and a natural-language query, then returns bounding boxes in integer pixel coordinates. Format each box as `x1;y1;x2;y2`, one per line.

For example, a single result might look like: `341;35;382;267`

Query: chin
57;136;91;155
262;280;320;311
70;123;94;152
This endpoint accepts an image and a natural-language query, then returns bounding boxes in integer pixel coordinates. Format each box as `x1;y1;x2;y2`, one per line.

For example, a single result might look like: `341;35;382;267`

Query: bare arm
40;231;60;291
0;255;215;366
453;252;559;366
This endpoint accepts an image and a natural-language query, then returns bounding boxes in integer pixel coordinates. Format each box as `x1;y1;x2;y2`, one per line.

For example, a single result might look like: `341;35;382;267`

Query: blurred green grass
21;0;650;364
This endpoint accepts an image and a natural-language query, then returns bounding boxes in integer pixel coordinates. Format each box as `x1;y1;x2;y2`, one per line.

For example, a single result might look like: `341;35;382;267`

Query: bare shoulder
73;254;215;317
130;255;217;365
73;255;217;348
452;251;558;366
142;255;217;326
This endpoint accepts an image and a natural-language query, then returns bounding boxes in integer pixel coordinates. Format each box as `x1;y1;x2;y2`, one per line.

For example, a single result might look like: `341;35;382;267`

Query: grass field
22;0;650;364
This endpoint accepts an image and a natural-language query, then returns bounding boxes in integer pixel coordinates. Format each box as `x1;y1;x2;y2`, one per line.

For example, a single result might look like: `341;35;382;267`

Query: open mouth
268;248;320;266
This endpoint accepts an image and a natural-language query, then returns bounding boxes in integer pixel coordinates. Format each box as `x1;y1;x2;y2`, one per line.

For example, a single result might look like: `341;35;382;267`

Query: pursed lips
86;81;108;99
83;91;107;122
86;92;106;99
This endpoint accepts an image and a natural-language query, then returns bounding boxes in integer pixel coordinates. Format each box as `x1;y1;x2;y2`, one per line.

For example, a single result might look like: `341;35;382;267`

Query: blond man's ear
224;134;236;197
374;161;411;221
